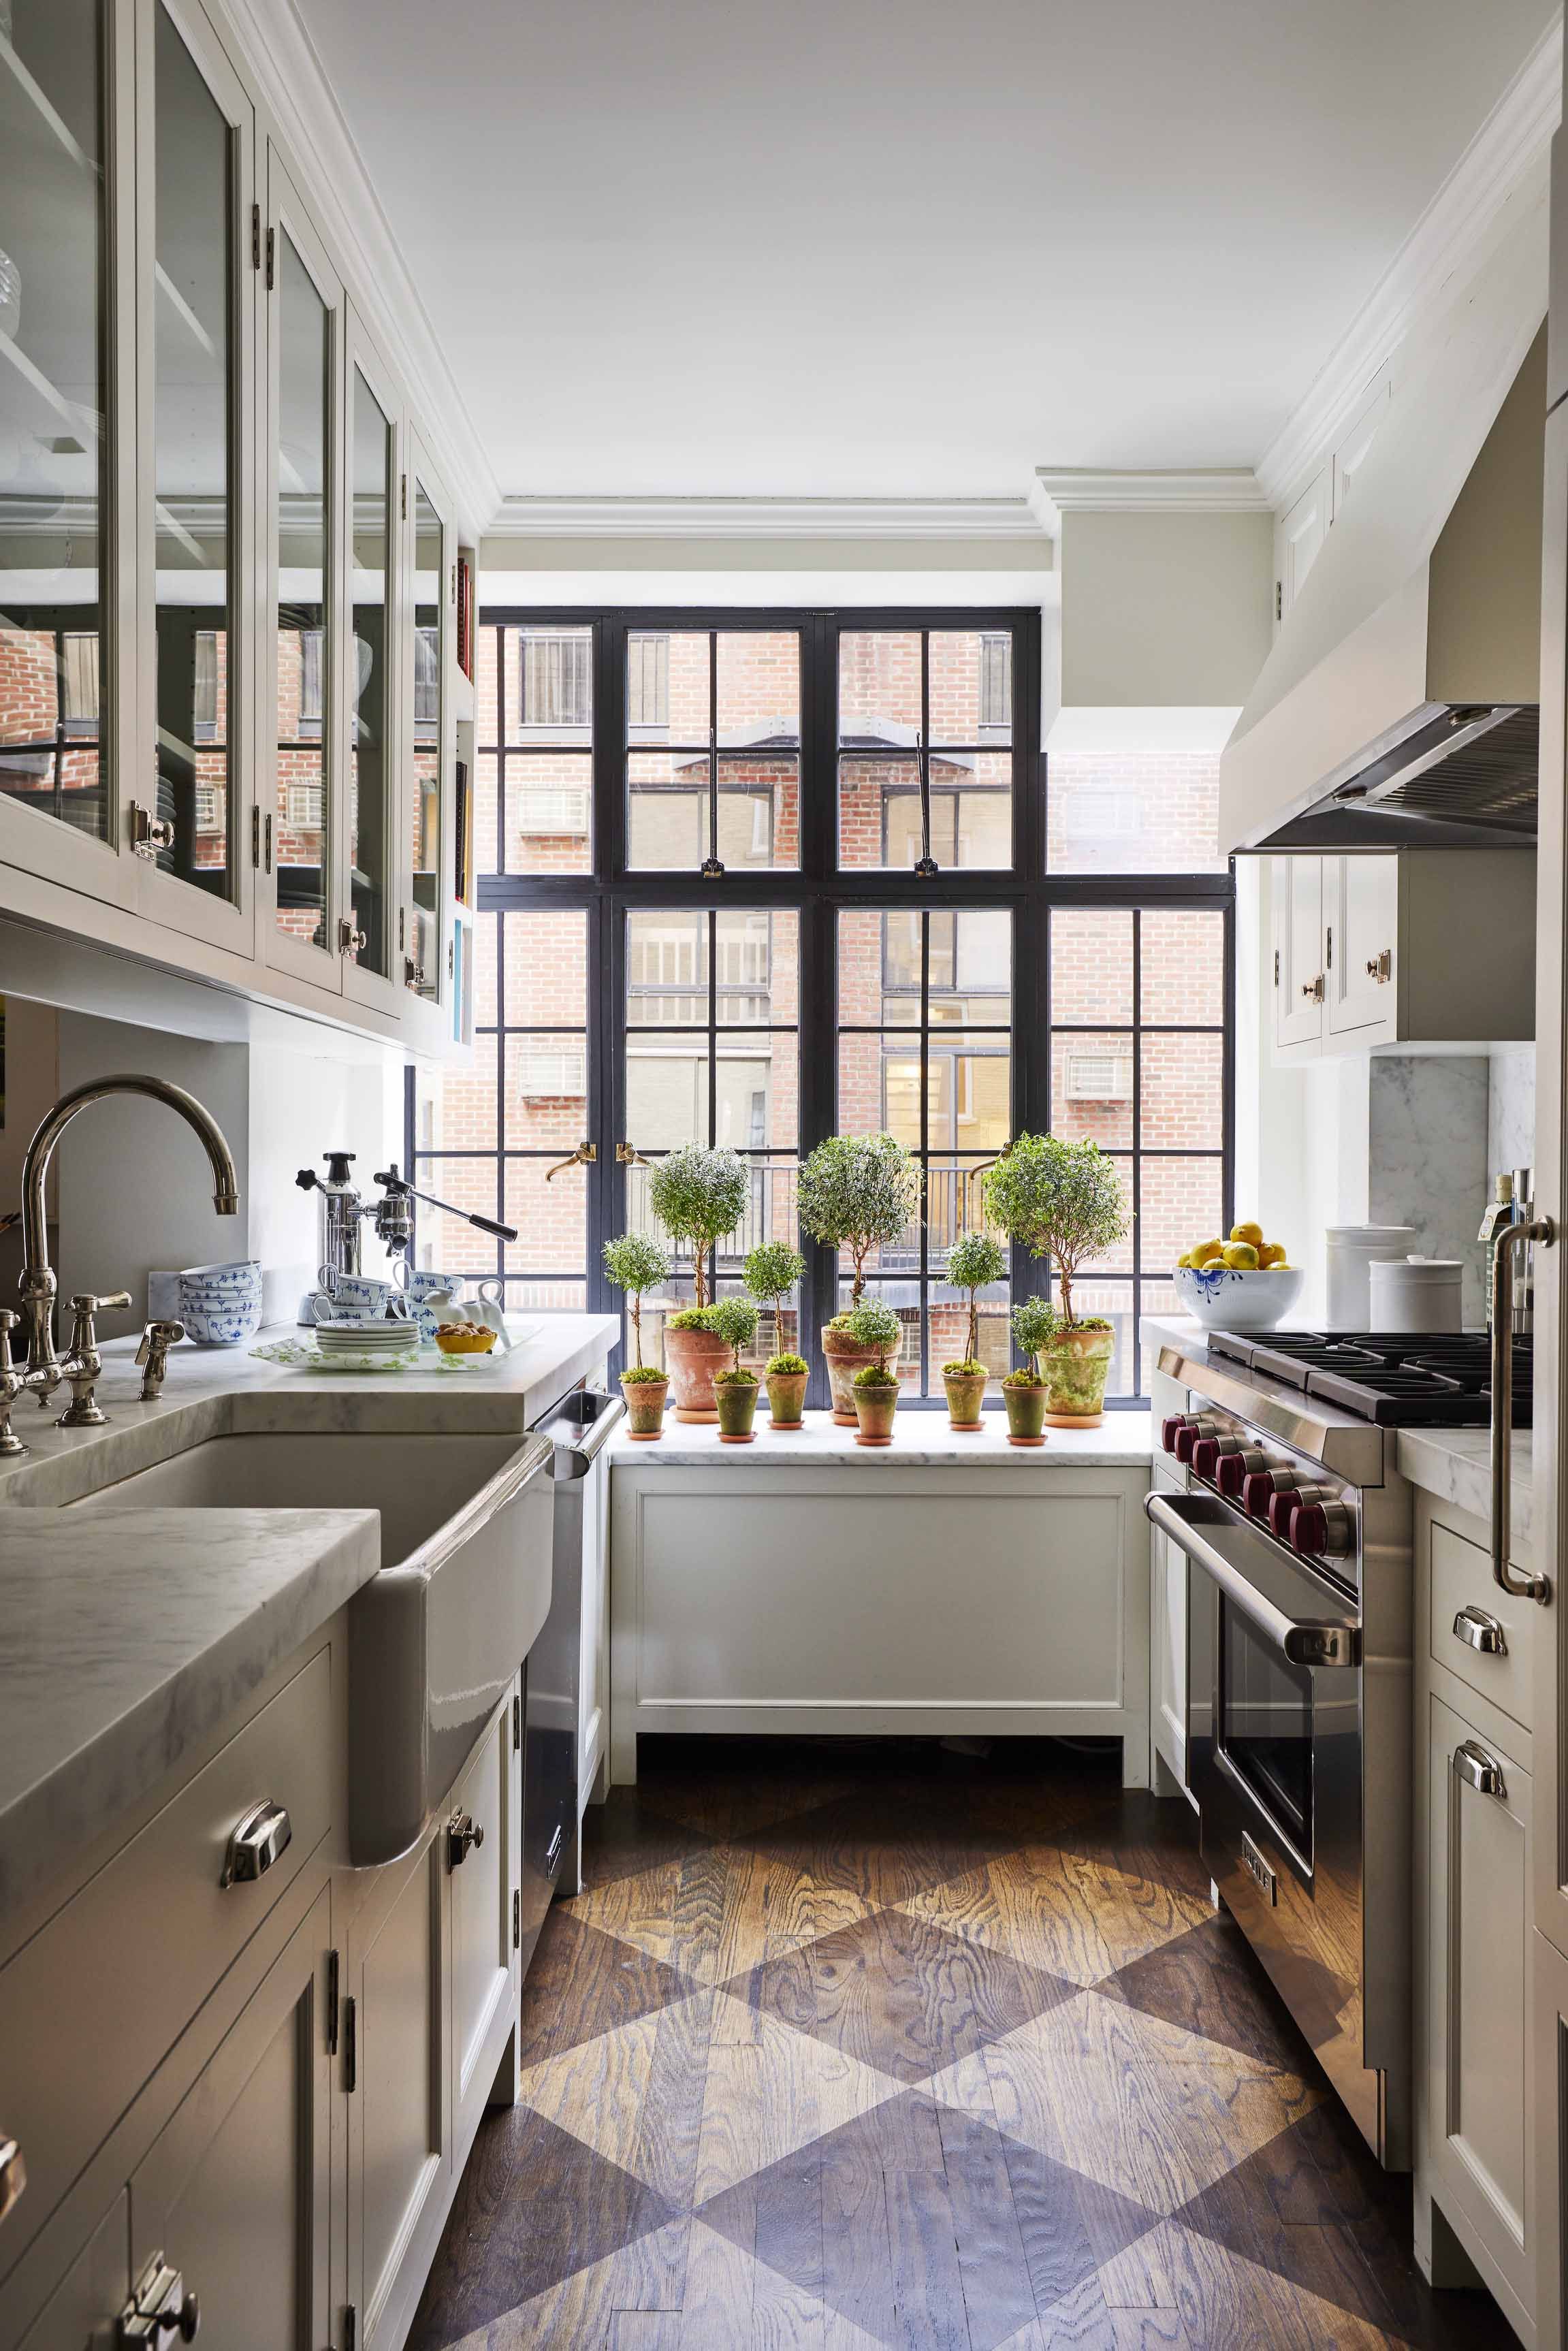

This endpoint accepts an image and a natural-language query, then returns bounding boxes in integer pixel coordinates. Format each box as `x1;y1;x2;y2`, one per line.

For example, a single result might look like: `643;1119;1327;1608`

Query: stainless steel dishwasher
520;1384;624;1974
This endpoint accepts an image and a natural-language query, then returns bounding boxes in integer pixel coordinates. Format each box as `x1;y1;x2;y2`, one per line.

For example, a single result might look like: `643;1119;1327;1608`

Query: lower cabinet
449;1697;517;2155
1422;1690;1537;2343
1149;1459;1187;1793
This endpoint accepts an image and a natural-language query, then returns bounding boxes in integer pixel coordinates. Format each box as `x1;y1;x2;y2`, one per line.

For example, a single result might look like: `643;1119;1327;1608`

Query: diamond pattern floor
406;1737;1516;2350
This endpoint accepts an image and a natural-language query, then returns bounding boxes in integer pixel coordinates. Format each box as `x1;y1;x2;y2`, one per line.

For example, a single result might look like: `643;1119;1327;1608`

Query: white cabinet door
1149;1462;1187;1792
448;1699;515;2154
1426;1693;1535;2334
1330;379;1390;523
127;1887;332;2351
1272;857;1324;1053
1326;855;1398;1040
579;1435;611;1818
1275;470;1328;626
15;2192;128;2350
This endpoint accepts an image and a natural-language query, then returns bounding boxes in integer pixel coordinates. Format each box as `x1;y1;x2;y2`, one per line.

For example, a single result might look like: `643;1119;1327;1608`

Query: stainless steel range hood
1220;197;1548;855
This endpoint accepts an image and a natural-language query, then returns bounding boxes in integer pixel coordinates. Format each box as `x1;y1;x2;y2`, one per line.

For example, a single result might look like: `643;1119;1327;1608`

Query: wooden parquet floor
408;1737;1514;2350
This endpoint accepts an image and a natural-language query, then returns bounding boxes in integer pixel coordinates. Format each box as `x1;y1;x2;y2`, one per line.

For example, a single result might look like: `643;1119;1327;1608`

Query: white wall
1059;511;1273;707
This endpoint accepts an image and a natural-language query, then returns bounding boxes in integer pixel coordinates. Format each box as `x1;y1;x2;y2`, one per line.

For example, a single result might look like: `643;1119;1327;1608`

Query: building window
61;633;100;736
519;630;590;729
193;630;221;743
414;624;440;737
628;630;669;728
978;630;1010;728
293;626;323;742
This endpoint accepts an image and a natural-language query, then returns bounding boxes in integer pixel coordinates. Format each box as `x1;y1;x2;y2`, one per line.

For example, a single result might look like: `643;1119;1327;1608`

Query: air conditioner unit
515;1047;587;1099
1065;1049;1132;1101
287;783;323;829
514;786;590;836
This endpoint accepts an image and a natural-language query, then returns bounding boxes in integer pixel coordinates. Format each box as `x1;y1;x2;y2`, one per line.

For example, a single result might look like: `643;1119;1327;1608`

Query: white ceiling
297;0;1558;500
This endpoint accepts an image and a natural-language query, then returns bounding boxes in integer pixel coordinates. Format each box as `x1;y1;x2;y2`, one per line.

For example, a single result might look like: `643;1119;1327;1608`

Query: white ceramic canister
1368;1256;1464;1335
1324;1225;1418;1330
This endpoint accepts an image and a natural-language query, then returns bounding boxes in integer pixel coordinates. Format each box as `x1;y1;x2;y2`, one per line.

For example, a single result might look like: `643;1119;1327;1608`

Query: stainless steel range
1145;1324;1525;2173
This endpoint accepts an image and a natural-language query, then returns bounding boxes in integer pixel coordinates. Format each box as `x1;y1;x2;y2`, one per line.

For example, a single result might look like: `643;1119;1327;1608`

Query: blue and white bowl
178;1259;263;1347
1174;1262;1305;1332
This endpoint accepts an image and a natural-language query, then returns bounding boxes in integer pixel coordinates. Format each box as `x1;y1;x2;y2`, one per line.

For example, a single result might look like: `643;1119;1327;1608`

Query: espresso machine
295;1153;516;1323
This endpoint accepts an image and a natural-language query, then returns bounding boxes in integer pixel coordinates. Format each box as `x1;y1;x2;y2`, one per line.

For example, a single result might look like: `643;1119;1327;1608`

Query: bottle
1479;1173;1516;1335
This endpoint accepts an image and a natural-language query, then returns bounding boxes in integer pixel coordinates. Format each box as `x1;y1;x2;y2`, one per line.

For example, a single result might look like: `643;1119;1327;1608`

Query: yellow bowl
434;1325;497;1356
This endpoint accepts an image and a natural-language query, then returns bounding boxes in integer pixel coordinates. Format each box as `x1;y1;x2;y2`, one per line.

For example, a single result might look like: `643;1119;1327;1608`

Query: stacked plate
313;1318;417;1360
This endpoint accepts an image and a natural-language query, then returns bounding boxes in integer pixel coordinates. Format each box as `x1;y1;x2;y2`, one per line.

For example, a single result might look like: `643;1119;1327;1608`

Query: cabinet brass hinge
343;1995;357;2092
513;1888;521;1950
513;1693;522;1751
342;2306;357;2351
325;1949;340;2056
1326;925;1332;970
251;805;260;867
266;225;275;290
251;202;261;272
1273;948;1279;987
400;473;407;521
1275;580;1283;622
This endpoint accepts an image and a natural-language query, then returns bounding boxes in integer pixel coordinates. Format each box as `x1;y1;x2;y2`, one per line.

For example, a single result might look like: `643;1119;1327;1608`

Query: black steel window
407;606;1234;1406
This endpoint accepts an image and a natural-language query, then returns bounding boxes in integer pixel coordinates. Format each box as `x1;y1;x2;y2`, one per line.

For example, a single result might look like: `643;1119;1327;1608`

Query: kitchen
3;3;1568;2347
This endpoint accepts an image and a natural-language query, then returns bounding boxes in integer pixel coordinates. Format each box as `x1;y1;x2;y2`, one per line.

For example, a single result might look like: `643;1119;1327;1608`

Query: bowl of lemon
1172;1224;1304;1330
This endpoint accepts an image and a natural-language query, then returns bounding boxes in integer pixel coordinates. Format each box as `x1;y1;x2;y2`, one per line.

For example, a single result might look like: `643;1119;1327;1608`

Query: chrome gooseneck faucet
19;1076;240;1403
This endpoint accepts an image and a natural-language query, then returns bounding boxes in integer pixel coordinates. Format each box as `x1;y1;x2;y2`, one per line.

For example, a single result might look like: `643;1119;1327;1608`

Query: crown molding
1255;15;1561;509
487;494;1051;541
216;0;500;534
1030;470;1268;534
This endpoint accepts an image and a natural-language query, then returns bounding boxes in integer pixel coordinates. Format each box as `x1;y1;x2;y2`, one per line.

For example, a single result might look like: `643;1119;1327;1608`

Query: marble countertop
613;1408;1154;1467
0;1311;617;1933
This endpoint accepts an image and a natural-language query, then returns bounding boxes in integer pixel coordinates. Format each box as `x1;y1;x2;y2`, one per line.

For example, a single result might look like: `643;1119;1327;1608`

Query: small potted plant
648;1142;751;1422
844;1297;902;1445
744;1240;808;1428
1004;1298;1056;1445
603;1230;672;1439
708;1295;761;1442
797;1132;919;1423
942;1229;1006;1430
985;1134;1129;1426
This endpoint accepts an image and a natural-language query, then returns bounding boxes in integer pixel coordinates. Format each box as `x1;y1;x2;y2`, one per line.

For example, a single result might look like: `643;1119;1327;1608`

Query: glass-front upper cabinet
0;0;121;895
341;319;398;1004
263;150;340;986
139;0;255;950
406;439;453;1005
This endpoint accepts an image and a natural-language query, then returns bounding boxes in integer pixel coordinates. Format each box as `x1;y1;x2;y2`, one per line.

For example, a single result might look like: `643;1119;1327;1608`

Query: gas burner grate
1206;1328;1531;1427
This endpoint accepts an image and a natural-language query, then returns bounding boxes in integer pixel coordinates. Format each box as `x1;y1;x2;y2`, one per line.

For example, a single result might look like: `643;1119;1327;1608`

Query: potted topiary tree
649;1142;751;1422
844;1296;902;1445
603;1230;672;1439
708;1294;761;1443
984;1134;1129;1426
1003;1297;1056;1445
743;1240;808;1428
941;1229;1007;1430
797;1132;918;1423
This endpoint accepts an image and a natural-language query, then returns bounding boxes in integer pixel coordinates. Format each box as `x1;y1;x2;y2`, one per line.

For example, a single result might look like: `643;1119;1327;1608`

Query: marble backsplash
1363;1051;1536;1328
1488;1046;1536;1185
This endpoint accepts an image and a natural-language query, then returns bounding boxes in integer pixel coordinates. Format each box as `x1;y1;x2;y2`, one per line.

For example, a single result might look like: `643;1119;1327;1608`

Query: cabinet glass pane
349;366;391;974
153;5;235;897
274;234;329;953
0;0;108;842
409;478;442;997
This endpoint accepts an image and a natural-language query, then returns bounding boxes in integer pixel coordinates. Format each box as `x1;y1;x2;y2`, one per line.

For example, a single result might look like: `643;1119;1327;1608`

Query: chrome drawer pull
0;2134;25;2225
1452;1605;1507;1656
219;1800;291;1889
1453;1740;1507;1800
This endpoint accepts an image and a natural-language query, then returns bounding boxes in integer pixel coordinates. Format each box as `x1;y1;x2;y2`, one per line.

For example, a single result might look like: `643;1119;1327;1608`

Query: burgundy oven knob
1289;1493;1353;1556
1173;1418;1217;1467
1160;1416;1190;1456
1268;1487;1301;1539
1216;1447;1266;1499
1191;1434;1240;1481
1243;1467;1299;1520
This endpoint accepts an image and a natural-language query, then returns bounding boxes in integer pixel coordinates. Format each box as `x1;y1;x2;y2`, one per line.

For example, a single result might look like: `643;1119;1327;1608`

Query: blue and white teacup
310;1270;412;1326
178;1258;263;1347
404;1268;464;1345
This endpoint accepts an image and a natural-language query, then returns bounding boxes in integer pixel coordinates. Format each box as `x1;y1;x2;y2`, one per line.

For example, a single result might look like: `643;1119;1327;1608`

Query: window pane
839;754;916;871
717;630;799;747
408;481;443;998
507;1279;587;1315
507;750;592;874
1048;747;1224;874
929;911;1010;1023
505;1034;589;1149
501;909;588;1028
475;750;499;875
153;5;235;897
408;1157;502;1276
274;234;330;955
927;1157;995;1267
628;749;705;869
0;0;108;843
505;1158;587;1275
837;908;917;1027
413;1033;498;1155
635;631;709;742
839;631;920;735
839;752;1010;871
715;908;796;1026
1142;1032;1223;1151
1140;1159;1225;1275
716;756;799;870
1051;909;1133;1025
349;367;393;970
472;911;499;1028
626;910;708;1025
477;624;502;743
930;630;1012;743
1142;908;1225;1025
1053;1034;1134;1148
511;624;592;744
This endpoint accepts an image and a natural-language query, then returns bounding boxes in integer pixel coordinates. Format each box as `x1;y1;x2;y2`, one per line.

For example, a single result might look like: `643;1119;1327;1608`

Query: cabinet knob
447;1810;485;1868
1364;949;1392;982
0;2134;25;2224
338;919;368;957
1300;975;1324;1002
1452;1740;1507;1800
220;1800;291;1888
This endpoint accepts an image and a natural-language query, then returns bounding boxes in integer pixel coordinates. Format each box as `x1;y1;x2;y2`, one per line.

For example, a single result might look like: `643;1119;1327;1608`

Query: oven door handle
1145;1492;1361;1668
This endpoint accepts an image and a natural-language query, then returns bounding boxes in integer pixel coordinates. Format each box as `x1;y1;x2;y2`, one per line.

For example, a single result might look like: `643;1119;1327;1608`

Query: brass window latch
544;1140;596;1181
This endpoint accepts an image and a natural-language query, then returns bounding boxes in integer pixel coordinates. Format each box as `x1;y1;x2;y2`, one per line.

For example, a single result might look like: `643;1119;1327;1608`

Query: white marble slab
0;1507;378;1932
612;1409;1154;1468
1395;1426;1533;1539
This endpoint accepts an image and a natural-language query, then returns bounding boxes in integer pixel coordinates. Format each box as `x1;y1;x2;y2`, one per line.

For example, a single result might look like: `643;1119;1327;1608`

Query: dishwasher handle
1145;1490;1360;1669
538;1389;627;1479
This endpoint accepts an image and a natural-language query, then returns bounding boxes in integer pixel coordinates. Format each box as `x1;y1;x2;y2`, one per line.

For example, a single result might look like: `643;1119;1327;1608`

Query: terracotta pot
715;1374;759;1442
765;1369;808;1426
852;1379;899;1445
942;1368;987;1430
620;1371;669;1439
1003;1379;1049;1446
663;1322;731;1422
822;1319;903;1424
1039;1324;1115;1427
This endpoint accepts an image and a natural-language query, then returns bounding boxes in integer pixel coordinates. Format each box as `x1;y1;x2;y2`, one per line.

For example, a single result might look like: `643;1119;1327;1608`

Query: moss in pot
983;1134;1128;1427
603;1231;672;1439
707;1296;761;1442
742;1241;807;1425
842;1298;901;1445
942;1229;1006;1429
649;1143;750;1421
798;1133;919;1422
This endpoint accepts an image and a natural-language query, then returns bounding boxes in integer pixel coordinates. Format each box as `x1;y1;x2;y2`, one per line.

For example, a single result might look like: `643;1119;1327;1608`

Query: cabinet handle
1453;1740;1507;1800
219;1800;291;1888
1365;948;1392;982
119;2255;199;2341
129;803;174;861
1492;1220;1554;1603
1300;974;1324;1002
1452;1604;1507;1655
338;919;368;957
447;1810;484;1868
0;2134;25;2224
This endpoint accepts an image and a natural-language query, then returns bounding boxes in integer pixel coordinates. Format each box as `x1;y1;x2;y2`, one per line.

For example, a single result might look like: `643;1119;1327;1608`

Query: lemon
1223;1241;1260;1270
1230;1220;1264;1247
1194;1238;1225;1266
1176;1251;1193;1268
1258;1242;1287;1268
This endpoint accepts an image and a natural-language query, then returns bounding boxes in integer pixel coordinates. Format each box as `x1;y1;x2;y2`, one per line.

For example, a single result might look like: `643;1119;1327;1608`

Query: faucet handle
72;1291;132;1315
0;1312;25;1458
57;1293;129;1430
136;1319;185;1401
